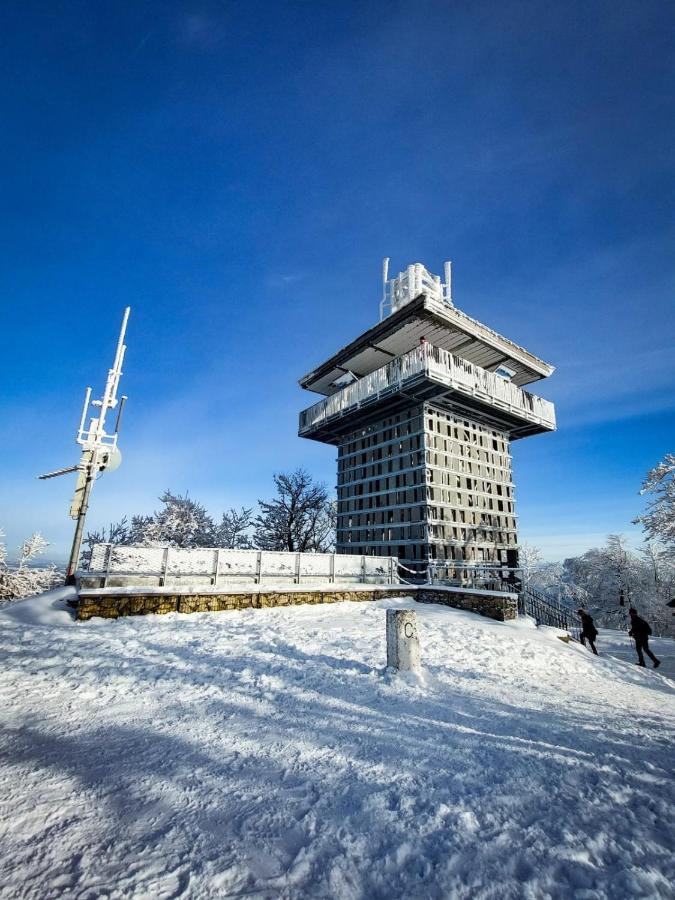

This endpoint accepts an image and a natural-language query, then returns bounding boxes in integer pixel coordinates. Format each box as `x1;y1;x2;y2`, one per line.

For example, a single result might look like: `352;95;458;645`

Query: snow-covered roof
300;294;554;396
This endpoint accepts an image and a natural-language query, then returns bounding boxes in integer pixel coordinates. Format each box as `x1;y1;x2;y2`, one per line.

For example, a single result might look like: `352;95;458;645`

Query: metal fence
83;544;399;588
519;585;580;639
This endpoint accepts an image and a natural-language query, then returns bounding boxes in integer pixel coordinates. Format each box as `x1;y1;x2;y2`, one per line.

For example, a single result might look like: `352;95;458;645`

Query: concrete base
76;583;518;622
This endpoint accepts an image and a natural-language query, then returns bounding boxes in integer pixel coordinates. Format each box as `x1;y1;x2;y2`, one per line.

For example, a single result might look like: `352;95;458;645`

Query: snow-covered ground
597;627;675;677
1;592;674;899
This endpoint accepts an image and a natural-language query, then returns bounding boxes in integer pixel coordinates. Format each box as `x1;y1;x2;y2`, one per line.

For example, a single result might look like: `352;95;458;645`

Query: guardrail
299;344;556;435
83;545;399;588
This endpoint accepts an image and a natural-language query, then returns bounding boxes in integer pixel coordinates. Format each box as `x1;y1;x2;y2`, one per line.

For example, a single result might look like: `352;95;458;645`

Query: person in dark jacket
628;608;661;668
577;608;598;655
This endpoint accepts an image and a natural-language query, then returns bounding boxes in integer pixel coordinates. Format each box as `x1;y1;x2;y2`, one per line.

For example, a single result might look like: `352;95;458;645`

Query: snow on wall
86;545;397;585
167;549;218;576
217;551;258;576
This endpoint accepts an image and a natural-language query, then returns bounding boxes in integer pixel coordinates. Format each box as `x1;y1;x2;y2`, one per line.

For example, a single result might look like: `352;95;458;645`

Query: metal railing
83;544;399;588
299;343;556;435
400;563;580;639
398;561;521;593
520;585;580;639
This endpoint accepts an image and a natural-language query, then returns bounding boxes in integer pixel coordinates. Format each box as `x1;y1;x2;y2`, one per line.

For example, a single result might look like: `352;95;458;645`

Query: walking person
577;608;599;655
628;607;661;669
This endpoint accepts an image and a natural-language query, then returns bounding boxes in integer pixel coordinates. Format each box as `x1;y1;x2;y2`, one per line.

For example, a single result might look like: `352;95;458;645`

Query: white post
103;542;112;588
386;609;421;673
160;547;169;586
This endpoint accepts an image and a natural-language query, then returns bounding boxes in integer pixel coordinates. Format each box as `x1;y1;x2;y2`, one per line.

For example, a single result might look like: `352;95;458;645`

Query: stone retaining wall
77;584;518;622
417;587;518;622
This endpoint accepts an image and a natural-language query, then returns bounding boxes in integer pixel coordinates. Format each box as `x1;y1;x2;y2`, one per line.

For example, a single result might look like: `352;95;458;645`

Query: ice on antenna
380;260;453;321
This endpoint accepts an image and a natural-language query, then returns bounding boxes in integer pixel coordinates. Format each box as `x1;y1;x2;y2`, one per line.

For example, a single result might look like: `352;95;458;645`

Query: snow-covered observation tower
298;260;556;578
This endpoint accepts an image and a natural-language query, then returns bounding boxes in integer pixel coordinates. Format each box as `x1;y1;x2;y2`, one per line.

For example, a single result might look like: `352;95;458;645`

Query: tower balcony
298;343;556;443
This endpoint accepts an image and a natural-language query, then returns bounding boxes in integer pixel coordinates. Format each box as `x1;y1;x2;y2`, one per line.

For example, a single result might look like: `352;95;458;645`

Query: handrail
299;343;555;434
520;585;580;639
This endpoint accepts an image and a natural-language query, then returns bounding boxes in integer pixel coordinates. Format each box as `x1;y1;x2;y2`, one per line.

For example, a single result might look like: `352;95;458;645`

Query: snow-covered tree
532;534;675;636
530;561;588;605
641;541;675;588
0;530;61;601
634;454;675;553
140;491;216;548
84;494;217;550
254;469;335;552
127;515;156;544
217;507;254;549
81;518;130;565
518;543;542;586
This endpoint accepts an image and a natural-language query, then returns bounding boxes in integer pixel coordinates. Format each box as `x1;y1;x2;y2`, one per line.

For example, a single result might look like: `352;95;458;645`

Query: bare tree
217;507;254;549
254;469;335;552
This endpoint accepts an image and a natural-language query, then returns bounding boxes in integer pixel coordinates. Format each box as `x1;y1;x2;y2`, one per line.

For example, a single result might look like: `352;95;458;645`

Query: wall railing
299;343;556;435
82;545;399;588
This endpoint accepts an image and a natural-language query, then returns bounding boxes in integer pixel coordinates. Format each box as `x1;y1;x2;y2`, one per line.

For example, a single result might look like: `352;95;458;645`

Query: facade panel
336;402;518;571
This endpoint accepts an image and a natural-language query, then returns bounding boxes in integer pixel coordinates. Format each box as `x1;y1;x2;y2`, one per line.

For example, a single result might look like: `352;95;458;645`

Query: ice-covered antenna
38;307;131;584
444;261;453;306
380;257;454;319
379;257;390;321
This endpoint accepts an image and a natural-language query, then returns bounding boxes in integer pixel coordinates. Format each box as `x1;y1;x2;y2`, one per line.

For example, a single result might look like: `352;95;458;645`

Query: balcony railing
299;344;556;436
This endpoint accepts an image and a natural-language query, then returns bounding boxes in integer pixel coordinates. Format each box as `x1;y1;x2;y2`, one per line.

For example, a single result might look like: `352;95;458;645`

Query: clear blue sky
1;1;673;562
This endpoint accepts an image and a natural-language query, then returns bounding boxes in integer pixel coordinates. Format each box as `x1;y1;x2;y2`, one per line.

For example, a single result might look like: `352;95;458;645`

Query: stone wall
77;584;518;622
417;587;518;622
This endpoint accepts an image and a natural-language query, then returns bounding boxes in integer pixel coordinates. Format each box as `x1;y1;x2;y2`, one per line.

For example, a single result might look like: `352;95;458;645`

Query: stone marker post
386;609;420;673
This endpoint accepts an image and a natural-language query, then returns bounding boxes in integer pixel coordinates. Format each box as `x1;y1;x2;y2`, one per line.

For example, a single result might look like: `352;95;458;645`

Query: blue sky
1;0;673;562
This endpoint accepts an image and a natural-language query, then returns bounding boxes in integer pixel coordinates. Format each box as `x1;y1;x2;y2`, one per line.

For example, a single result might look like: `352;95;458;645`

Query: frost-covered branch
634;454;675;552
0;529;62;601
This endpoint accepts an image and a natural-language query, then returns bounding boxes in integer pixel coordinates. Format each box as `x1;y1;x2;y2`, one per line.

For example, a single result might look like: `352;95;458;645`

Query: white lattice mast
39;308;131;583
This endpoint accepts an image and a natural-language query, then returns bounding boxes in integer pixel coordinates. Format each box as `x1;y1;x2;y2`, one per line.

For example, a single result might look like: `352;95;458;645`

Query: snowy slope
0;593;674;900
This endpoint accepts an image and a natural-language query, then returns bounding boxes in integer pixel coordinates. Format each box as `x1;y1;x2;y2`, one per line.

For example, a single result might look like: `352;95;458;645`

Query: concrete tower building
298;261;556;578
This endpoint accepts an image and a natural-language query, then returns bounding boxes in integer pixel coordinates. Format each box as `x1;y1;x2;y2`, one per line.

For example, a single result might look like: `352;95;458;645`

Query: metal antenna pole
40;307;131;587
65;456;96;584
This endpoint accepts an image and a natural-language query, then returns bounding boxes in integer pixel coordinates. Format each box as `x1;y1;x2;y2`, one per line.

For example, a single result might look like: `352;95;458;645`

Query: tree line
525;455;675;636
83;468;336;559
2;454;673;613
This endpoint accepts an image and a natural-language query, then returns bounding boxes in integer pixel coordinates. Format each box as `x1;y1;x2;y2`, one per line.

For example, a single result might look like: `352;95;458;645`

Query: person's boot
654;659;661;669
637;661;646;667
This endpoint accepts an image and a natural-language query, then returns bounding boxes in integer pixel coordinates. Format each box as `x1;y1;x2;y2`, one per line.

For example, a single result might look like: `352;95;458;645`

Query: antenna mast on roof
379;257;390;321
444;261;453;306
39;308;131;584
380;258;454;320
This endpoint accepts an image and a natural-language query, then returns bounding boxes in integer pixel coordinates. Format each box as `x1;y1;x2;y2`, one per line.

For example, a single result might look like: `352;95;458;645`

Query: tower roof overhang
299;294;555;396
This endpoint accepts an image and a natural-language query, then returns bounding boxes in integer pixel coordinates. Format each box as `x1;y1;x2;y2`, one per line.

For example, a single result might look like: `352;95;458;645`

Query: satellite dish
99;446;122;472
